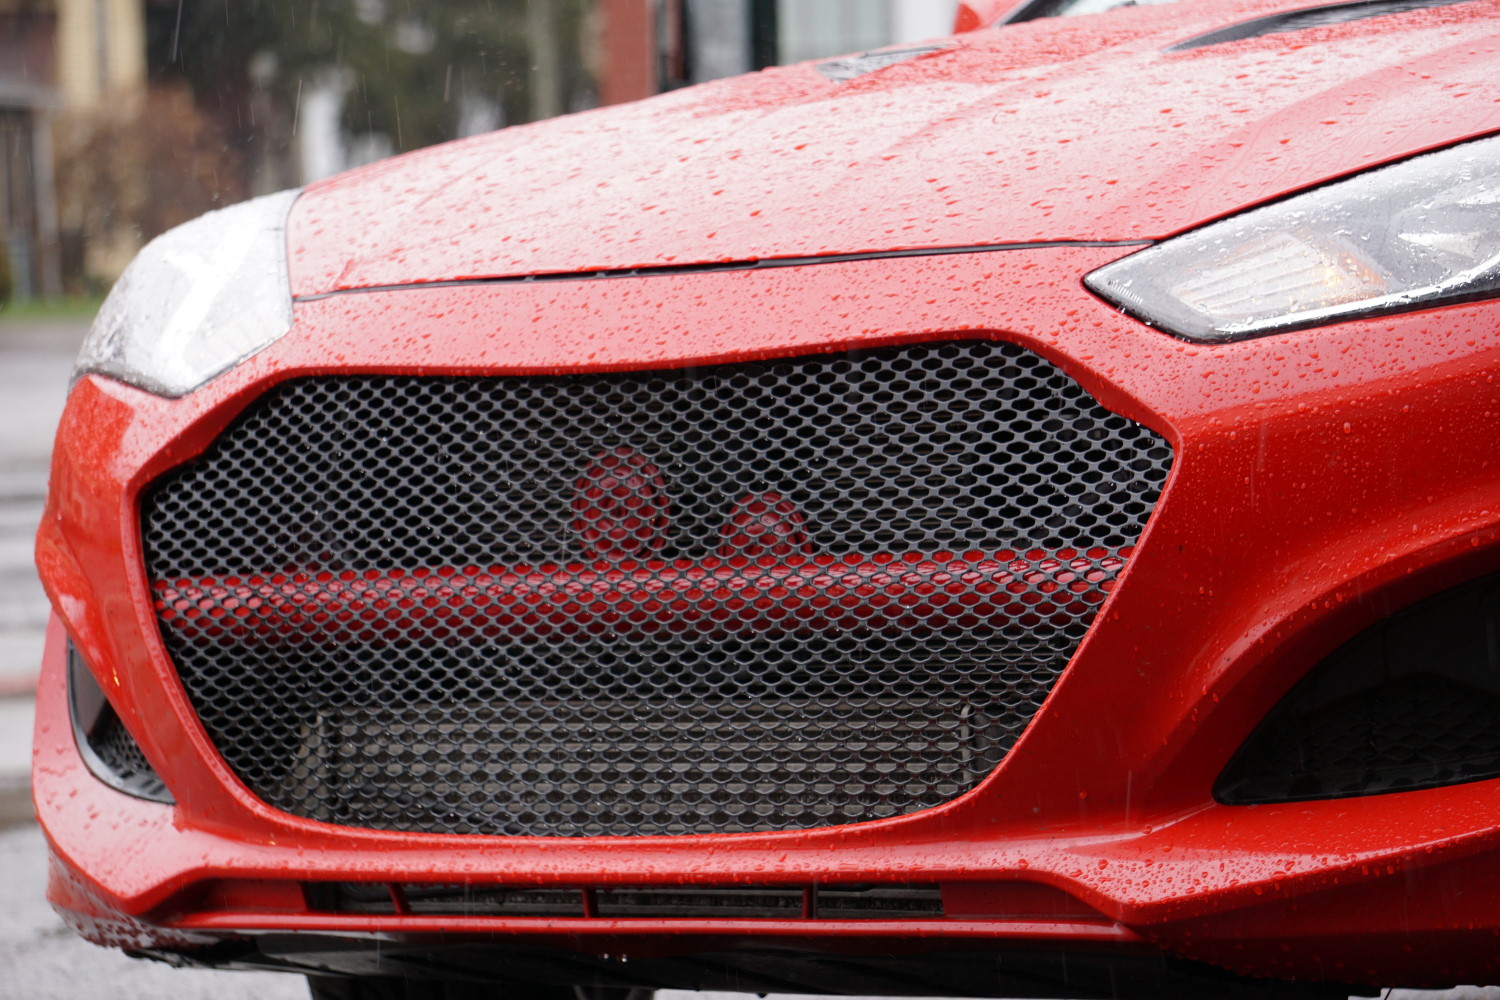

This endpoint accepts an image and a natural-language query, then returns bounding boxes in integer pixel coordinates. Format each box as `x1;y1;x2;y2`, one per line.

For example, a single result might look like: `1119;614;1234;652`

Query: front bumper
34;246;1500;988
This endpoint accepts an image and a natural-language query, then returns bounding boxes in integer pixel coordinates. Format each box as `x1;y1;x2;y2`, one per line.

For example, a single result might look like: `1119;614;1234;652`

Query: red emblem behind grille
719;491;811;561
571;447;671;560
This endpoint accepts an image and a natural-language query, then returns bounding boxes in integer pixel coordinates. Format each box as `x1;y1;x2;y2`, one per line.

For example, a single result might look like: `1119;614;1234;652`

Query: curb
0;685;37;827
0;673;38;699
0;772;33;829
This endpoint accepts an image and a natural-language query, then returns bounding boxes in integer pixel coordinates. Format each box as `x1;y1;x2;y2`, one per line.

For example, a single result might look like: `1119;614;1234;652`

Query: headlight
74;189;300;396
1085;135;1500;342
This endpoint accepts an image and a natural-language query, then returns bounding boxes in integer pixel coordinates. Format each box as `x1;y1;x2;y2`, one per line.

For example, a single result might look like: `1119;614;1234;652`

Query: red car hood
288;0;1500;295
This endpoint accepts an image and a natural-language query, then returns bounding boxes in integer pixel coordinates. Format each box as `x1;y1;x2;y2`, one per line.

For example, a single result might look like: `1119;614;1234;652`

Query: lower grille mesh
142;339;1172;836
267;635;1025;836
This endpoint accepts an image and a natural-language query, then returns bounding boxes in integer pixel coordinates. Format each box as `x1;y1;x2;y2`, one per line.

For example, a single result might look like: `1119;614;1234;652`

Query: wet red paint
954;1;1028;33
32;0;1500;989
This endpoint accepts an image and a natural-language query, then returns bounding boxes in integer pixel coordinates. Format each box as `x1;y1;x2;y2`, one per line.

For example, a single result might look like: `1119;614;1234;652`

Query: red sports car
32;0;1500;996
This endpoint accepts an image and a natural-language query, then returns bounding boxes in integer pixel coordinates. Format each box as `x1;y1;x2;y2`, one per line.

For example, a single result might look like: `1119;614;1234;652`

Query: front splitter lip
165;914;1145;944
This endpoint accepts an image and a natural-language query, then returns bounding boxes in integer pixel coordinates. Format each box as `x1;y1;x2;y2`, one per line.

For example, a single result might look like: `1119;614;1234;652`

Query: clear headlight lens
75;189;300;396
1085;136;1500;342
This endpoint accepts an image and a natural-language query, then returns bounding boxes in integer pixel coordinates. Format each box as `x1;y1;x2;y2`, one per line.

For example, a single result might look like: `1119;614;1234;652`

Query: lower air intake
313;882;944;919
141;339;1172;836
1218;570;1500;804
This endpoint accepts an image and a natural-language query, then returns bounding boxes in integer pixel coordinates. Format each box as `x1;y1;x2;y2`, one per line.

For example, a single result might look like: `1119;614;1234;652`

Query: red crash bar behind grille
152;551;1129;645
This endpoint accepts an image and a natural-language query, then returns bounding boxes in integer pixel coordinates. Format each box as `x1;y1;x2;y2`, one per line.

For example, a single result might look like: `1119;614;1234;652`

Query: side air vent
68;642;173;803
1167;0;1476;51
1217;571;1500;805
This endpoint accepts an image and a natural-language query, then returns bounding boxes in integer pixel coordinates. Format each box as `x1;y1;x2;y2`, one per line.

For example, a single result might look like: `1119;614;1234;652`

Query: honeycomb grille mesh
91;716;164;794
143;340;1172;836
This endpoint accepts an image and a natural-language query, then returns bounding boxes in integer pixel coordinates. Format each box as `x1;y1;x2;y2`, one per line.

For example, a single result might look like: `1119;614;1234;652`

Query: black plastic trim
142;935;1373;999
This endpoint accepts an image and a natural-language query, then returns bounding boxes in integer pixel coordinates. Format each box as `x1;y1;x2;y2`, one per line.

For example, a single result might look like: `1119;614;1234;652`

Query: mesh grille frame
142;339;1172;837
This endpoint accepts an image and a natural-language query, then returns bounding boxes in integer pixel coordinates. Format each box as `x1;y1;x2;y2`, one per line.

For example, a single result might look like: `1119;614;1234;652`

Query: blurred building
2;0;963;300
0;0;61;301
287;0;963;184
0;0;145;300
601;0;960;103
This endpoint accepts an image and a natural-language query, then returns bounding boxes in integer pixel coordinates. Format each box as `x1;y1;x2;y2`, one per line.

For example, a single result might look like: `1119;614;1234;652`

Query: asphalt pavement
2;316;1500;1000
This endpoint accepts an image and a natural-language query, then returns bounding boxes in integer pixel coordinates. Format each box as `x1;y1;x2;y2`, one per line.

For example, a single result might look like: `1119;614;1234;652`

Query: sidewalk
0;316;87;829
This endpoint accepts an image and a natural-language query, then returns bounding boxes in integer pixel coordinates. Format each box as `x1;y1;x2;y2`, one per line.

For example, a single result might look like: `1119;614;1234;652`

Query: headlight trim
1085;134;1500;343
75;188;302;397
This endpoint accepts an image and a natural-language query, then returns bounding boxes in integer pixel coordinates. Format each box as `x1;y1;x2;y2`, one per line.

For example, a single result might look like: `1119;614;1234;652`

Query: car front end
33;0;1500;994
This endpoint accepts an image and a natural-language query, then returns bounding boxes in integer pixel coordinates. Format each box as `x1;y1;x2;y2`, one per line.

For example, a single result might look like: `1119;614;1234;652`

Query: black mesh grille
142;339;1172;836
89;715;167;797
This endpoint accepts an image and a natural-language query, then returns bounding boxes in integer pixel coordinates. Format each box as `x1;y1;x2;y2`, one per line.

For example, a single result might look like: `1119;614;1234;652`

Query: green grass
0;297;104;324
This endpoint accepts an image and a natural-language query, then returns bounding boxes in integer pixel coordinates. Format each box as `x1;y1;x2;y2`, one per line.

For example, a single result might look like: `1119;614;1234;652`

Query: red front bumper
33;246;1500;988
